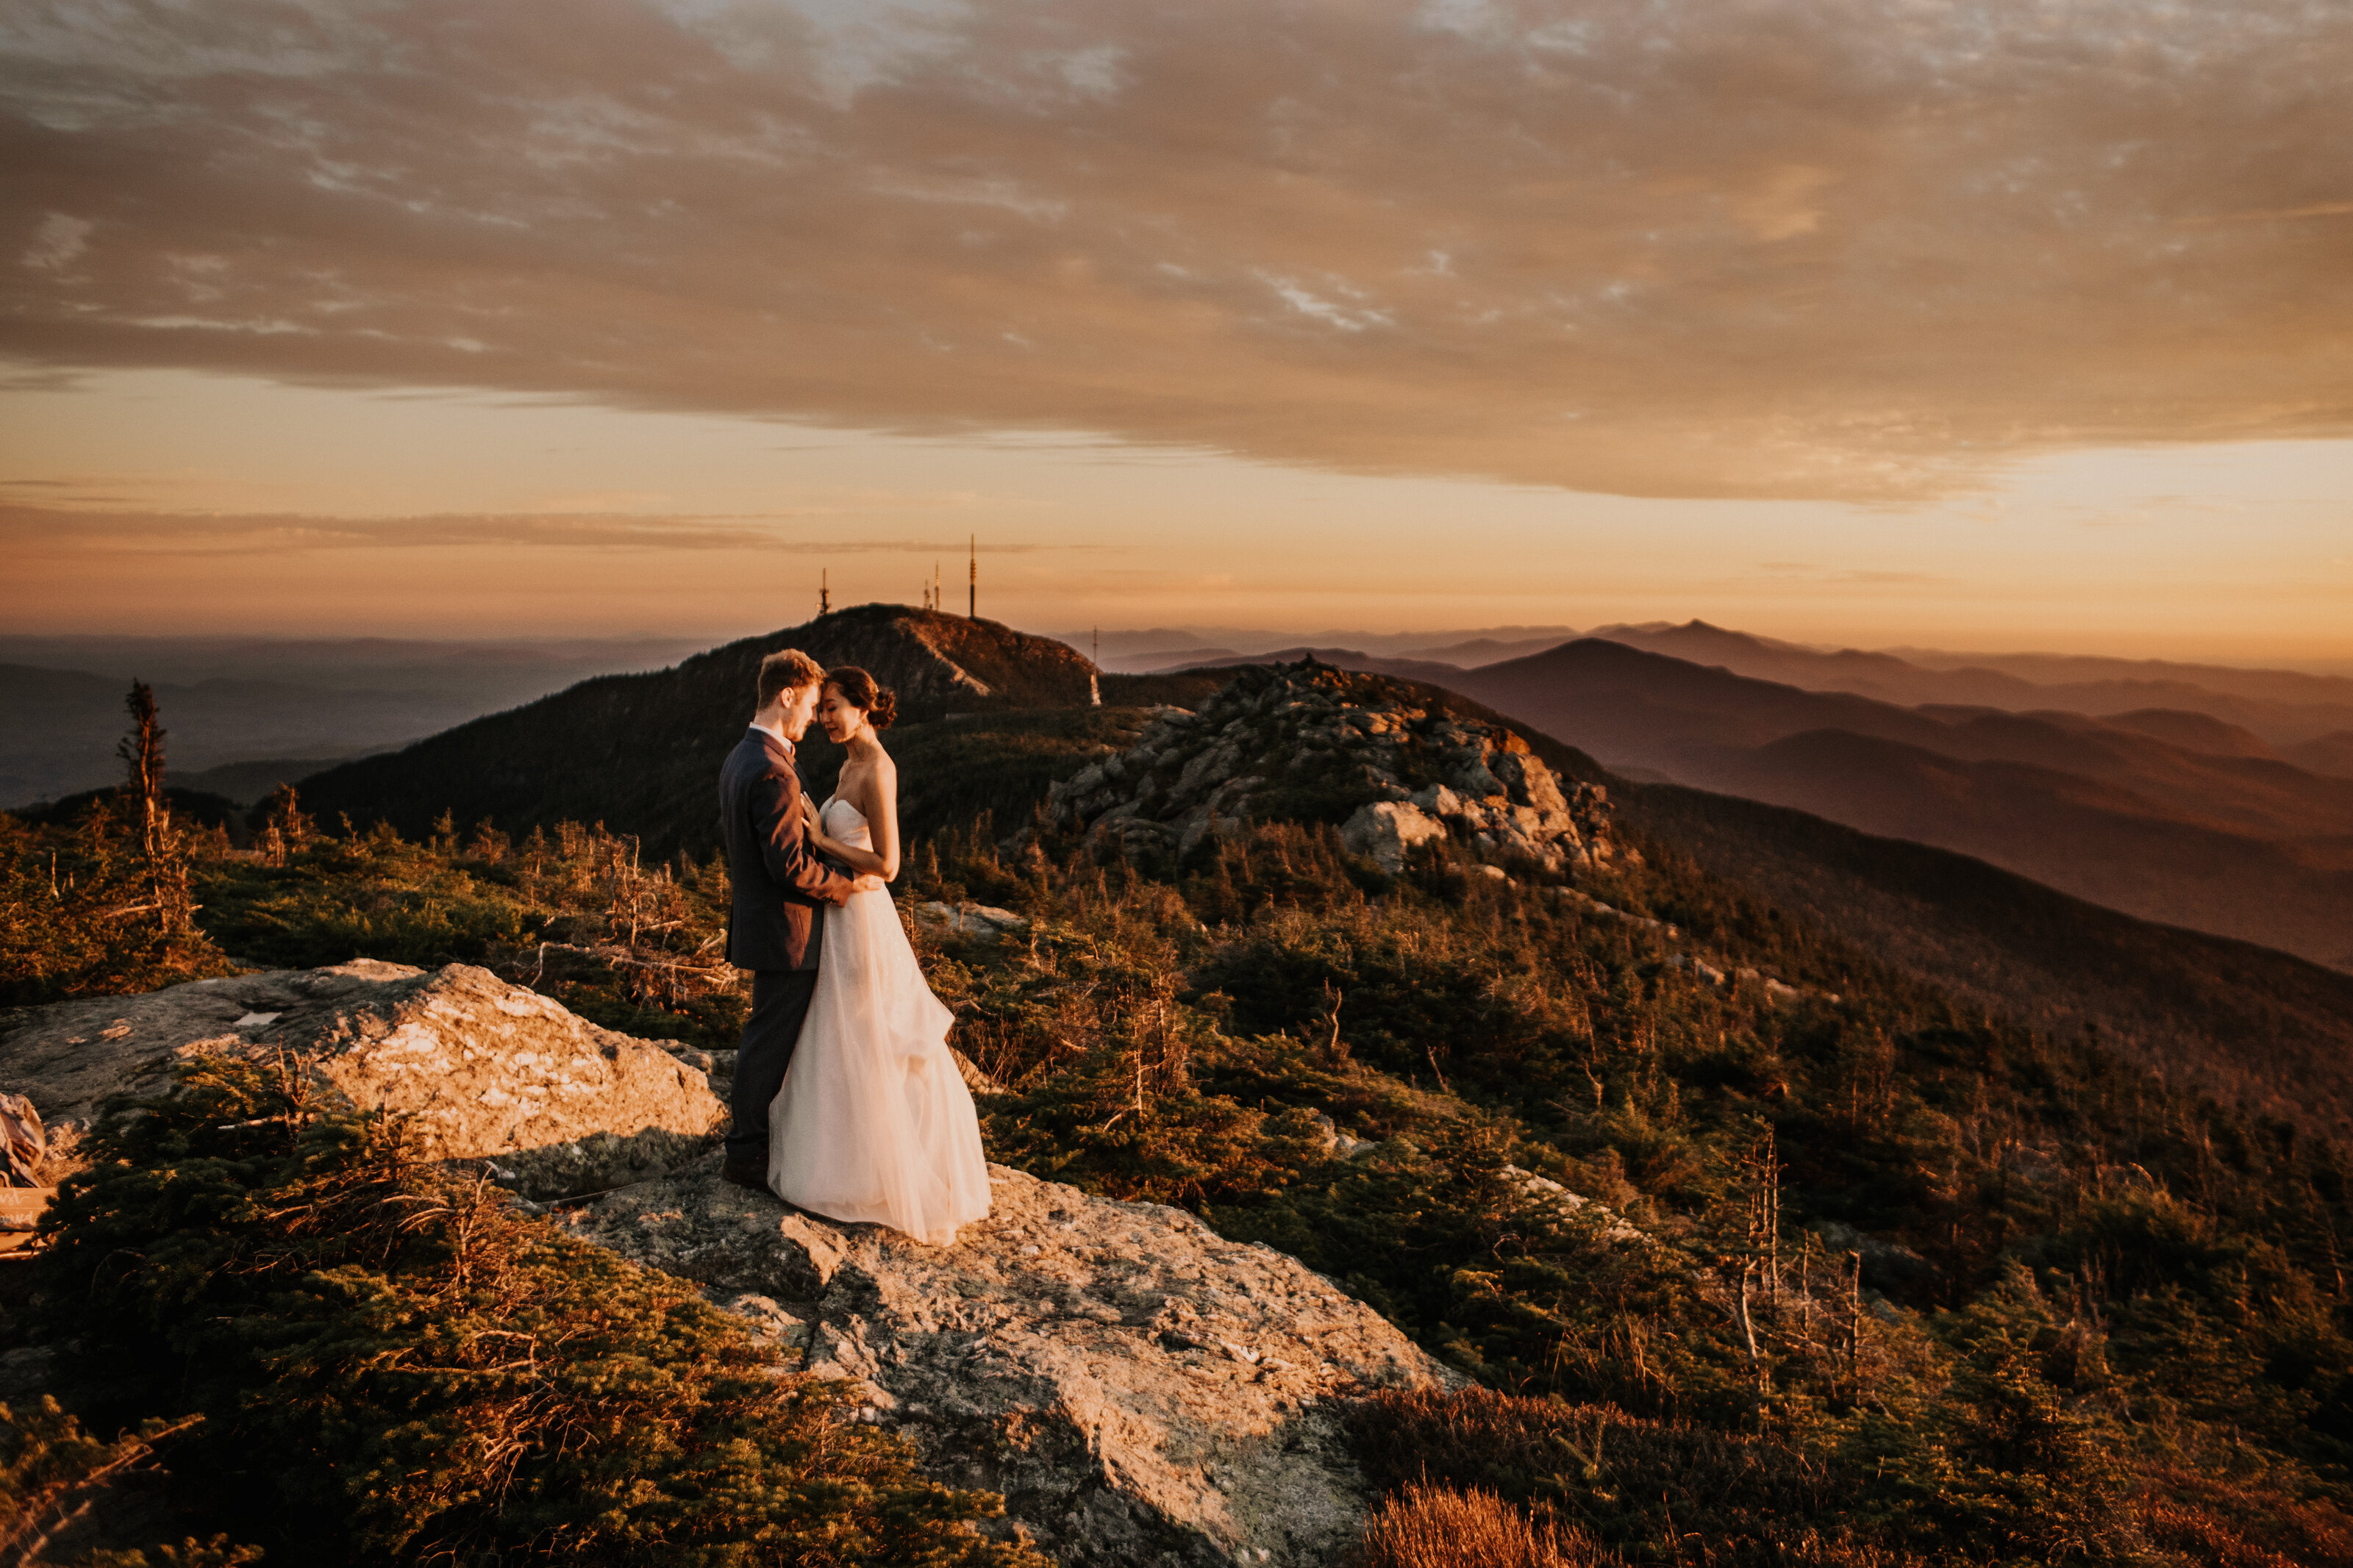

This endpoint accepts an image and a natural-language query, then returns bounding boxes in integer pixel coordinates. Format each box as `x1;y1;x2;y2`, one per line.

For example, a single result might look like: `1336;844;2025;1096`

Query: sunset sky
4;0;2349;662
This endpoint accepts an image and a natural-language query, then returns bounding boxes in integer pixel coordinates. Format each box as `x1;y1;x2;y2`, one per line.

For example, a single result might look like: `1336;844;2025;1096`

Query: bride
765;665;992;1245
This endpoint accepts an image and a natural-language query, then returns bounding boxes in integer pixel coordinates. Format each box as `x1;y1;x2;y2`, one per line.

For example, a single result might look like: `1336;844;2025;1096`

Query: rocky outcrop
1340;800;1450;873
0;961;725;1198
568;1153;1455;1566
913;899;1033;944
1042;660;1615;873
7;959;1463;1561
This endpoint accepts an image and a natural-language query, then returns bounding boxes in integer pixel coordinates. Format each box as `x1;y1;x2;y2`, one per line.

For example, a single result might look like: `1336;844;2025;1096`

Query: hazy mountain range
15;612;2353;974
1065;626;1582;673
1134;620;2353;752
0;634;707;807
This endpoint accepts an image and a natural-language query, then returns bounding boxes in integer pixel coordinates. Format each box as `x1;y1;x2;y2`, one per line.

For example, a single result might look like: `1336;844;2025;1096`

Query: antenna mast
968;534;976;620
819;568;829;616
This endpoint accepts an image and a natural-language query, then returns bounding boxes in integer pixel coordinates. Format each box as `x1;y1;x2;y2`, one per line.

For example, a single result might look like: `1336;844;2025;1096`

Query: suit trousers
728;967;822;1162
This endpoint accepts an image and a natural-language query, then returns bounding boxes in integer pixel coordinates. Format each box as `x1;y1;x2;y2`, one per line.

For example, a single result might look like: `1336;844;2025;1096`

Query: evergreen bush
32;1058;1042;1567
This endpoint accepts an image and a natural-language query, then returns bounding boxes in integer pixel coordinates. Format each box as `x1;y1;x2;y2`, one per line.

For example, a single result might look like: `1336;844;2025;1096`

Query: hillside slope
1704;730;2353;964
298;605;1099;859
1610;778;2353;1139
1432;640;2353;970
1038;658;2353;1136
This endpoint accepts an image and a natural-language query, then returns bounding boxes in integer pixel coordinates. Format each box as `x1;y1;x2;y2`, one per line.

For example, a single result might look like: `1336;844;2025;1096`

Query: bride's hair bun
824;665;896;730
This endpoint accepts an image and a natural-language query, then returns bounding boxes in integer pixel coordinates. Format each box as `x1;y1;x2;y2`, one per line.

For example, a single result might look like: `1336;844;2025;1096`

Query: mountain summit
299;605;1099;857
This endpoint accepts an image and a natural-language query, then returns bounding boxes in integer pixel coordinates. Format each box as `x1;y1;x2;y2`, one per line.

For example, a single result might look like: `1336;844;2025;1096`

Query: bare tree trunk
1846;1249;1864;1389
118;681;189;932
1738;1262;1765;1409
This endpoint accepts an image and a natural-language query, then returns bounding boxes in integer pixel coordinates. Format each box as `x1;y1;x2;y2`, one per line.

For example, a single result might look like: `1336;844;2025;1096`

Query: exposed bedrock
571;1155;1457;1566
0;960;724;1198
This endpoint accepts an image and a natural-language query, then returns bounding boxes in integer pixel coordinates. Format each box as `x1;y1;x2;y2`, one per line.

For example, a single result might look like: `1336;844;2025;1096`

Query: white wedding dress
766;797;992;1245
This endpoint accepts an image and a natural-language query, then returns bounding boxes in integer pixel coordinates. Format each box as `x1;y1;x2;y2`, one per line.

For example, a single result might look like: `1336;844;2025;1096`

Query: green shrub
0;808;235;1007
0;1397;259;1567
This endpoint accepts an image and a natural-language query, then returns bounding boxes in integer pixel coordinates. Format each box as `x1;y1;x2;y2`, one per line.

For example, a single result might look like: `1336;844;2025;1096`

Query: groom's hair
757;648;826;707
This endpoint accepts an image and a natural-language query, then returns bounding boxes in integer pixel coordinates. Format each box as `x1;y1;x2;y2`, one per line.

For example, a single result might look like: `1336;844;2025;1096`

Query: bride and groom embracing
715;648;991;1245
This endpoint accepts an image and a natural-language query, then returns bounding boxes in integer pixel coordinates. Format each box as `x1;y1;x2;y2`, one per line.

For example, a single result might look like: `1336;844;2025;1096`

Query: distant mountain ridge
1428;640;2353;970
1;662;454;808
1081;628;1579;674
1094;620;2353;765
0;634;707;808
1591;620;2353;753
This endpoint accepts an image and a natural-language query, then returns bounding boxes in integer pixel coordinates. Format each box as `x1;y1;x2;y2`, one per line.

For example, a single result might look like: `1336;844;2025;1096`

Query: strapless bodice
822;795;872;849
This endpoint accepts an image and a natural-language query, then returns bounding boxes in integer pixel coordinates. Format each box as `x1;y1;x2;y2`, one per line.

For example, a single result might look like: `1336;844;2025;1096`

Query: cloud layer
0;501;1068;555
5;0;2350;499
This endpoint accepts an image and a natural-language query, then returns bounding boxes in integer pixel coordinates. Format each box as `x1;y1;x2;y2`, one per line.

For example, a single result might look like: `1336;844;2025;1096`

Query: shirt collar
749;719;792;753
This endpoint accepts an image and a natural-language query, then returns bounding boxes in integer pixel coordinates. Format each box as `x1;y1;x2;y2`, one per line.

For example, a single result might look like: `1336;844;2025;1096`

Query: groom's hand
850;873;887;895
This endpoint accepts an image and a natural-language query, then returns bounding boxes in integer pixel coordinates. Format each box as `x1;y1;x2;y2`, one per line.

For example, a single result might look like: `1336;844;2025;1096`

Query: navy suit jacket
718;728;855;970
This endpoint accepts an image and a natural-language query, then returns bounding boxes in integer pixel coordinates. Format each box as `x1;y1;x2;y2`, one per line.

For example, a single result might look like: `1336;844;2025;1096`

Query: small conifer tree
256;784;314;866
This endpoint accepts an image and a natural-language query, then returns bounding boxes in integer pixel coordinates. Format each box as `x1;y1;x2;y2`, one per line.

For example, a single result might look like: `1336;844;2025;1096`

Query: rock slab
570;1155;1457;1566
0;961;725;1198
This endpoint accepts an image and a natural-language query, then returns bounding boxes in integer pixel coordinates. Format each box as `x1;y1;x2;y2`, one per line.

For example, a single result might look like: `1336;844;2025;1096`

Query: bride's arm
868;756;900;881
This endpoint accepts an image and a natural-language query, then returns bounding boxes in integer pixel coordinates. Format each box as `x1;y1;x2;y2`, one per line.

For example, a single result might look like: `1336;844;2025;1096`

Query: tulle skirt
767;887;991;1245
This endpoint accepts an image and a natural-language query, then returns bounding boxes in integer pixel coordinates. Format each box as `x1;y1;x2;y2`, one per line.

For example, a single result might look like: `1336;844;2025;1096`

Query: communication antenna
819;568;830;616
968;534;976;620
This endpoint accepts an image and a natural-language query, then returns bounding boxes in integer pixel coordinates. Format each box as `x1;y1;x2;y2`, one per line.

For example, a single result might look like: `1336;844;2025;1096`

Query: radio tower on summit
968;534;976;620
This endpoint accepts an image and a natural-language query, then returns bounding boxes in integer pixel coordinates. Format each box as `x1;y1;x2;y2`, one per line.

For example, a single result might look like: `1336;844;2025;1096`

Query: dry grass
1349;1484;1596;1568
2137;1466;2353;1568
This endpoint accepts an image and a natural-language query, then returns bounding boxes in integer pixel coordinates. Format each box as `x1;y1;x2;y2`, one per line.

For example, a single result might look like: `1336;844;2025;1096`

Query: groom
717;648;882;1190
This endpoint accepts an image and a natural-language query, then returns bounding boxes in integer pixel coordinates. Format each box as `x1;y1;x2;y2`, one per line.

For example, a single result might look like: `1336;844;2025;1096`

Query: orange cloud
4;0;2350;499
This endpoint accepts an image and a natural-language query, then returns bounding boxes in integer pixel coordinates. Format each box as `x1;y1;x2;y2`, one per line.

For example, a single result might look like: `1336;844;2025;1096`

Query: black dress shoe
720;1156;770;1191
